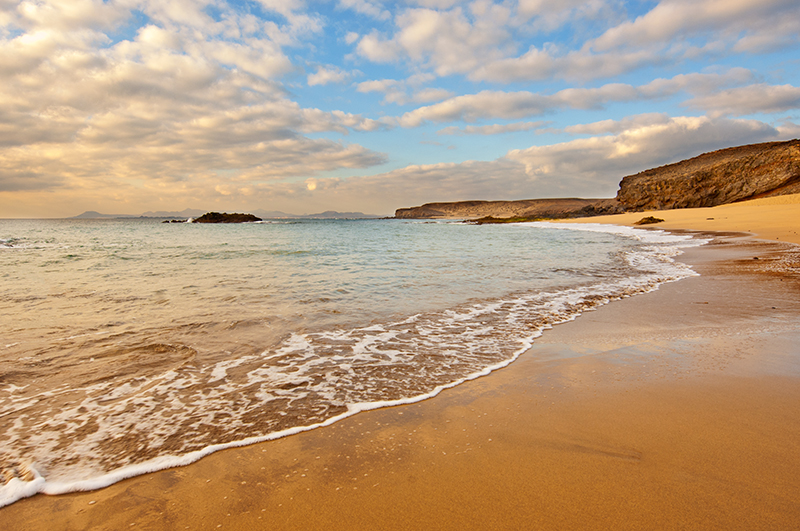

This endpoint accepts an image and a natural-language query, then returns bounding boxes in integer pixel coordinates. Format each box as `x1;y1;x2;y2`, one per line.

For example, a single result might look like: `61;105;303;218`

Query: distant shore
5;195;800;530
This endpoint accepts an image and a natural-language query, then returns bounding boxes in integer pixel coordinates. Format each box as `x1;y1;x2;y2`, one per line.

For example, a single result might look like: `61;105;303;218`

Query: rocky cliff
616;139;800;211
395;198;623;220
395;139;800;219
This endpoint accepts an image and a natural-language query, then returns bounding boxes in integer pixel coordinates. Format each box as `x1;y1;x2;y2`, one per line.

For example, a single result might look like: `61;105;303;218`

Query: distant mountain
252;209;378;219
303;210;378;219
251;209;298;218
71;211;134;219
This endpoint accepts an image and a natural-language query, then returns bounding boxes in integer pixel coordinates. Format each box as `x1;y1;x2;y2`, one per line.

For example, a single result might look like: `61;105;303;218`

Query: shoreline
4;197;800;530
557;193;800;245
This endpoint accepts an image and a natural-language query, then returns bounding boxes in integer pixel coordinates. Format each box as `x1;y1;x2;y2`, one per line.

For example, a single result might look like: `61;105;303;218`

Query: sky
1;0;799;217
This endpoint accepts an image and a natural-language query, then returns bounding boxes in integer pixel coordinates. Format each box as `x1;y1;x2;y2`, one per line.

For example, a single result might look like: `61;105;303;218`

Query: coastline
4;197;800;530
557;193;800;245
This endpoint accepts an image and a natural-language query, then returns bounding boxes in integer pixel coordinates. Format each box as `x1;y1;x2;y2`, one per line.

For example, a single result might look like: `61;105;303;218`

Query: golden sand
560;193;800;245
4;196;800;530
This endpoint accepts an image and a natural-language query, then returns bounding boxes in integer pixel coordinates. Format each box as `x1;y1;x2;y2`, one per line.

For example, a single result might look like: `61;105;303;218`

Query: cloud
357;78;400;94
412;87;454;103
307;65;355;86
353;0;799;83
337;0;391;21
591;0;799;52
356;74;448;105
685;83;800;116
356;30;402;62
563;114;673;135
15;0;126;31
776;121;800;138
438;121;547;136
396;71;778;126
0;0;389;216
396;85;646;127
356;5;514;76
517;0;619;32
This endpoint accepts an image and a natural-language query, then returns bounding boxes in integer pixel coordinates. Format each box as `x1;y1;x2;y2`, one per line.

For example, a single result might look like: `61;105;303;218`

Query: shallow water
0;218;703;506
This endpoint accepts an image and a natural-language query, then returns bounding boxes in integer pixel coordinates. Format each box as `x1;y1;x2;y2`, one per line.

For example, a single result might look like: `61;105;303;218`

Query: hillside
617;139;800;210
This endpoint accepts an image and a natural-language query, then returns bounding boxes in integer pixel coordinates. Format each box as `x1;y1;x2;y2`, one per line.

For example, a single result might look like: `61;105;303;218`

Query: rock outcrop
395;198;623;220
191;212;262;223
616;139;800;211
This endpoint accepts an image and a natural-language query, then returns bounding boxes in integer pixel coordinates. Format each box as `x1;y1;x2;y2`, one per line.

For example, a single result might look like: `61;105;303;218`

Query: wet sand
4;197;800;530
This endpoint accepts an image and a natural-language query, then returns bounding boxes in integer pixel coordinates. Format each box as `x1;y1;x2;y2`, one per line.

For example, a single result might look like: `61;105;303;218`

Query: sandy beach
4;195;800;530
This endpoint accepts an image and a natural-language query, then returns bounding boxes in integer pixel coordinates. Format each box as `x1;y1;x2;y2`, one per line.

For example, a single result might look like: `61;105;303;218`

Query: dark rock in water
633;216;665;225
191;212;262;223
617;139;800;211
162;219;188;223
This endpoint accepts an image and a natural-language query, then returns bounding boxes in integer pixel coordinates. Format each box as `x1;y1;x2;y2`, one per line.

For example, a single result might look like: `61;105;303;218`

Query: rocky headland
395;198;623;220
616;139;800;211
395;139;800;220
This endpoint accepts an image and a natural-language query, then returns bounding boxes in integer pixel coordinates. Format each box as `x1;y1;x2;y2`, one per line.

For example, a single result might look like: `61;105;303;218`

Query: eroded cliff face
616;139;800;211
394;198;623;219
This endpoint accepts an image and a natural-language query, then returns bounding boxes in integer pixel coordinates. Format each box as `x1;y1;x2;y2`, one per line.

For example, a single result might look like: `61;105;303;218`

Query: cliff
395;139;800;220
616;139;800;211
395;198;623;220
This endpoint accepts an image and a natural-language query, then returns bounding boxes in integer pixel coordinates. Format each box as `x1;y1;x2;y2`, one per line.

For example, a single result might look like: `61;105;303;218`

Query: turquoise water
0;218;702;505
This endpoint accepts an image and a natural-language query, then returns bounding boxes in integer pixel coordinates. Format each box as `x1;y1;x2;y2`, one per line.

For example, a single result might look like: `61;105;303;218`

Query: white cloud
396;84;647;126
354;5;514;76
396;71;781;126
357;78;400;94
412;87;454;103
307;65;354;86
776;121;800;138
406;0;462;8
15;0;126;31
592;0;799;52
352;0;800;83
516;0;617;32
685;83;800;117
356;75;449;105
337;0;391;21
437;121;547;136
356;30;402;62
563;114;673;135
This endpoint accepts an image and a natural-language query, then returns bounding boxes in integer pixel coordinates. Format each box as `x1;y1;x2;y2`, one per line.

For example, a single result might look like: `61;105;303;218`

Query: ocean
0;217;704;507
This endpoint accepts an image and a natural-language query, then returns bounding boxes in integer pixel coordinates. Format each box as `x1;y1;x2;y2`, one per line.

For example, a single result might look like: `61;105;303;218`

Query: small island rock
192;212;262;223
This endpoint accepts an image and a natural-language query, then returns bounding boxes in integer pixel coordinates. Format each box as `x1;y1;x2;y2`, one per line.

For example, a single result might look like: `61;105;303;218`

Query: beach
4;195;800;530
